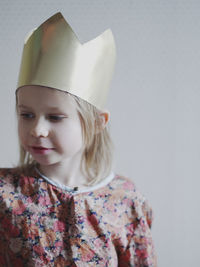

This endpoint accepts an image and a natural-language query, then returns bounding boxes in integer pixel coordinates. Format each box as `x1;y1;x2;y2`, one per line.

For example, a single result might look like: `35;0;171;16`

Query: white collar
34;166;115;195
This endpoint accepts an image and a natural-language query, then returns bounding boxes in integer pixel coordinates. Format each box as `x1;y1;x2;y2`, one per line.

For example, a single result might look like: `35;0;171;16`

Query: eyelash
19;113;65;122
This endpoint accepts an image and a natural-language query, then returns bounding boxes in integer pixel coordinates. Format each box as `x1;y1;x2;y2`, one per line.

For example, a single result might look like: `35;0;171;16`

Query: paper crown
17;12;116;110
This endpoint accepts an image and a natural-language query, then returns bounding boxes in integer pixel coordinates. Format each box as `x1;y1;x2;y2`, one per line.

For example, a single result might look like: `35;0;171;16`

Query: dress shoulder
0;167;26;181
0;164;36;178
111;174;156;266
111;174;153;227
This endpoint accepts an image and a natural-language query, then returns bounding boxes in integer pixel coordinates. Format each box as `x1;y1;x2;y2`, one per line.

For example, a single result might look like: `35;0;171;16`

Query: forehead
17;86;77;111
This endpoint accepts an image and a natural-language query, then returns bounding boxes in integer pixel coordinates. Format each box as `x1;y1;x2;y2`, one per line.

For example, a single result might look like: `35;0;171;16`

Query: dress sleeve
117;194;157;267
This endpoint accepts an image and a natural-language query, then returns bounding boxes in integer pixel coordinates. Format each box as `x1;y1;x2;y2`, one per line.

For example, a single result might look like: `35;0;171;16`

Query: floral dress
0;167;156;266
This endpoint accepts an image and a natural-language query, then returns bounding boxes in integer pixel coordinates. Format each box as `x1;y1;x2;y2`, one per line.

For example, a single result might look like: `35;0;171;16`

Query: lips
30;146;55;151
30;146;54;155
32;146;49;150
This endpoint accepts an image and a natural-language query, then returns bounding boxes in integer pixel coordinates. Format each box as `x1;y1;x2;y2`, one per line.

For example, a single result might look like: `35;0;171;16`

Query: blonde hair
15;89;114;186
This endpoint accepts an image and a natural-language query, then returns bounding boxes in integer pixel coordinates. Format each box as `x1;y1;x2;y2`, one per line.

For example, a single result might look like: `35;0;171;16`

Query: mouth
32;146;50;150
30;146;54;155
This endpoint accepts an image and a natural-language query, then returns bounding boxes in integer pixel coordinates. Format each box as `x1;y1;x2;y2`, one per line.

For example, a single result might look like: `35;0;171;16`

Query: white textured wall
0;1;199;266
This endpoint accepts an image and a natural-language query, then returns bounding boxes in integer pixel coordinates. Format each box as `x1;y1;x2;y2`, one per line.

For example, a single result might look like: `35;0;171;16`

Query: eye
48;115;65;122
20;113;34;119
19;113;65;122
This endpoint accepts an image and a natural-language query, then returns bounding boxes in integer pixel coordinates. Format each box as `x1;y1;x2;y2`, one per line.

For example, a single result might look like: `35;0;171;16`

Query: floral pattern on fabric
0;168;156;266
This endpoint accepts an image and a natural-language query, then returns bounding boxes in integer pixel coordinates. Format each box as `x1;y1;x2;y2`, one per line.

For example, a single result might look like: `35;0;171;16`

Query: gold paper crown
17;12;116;110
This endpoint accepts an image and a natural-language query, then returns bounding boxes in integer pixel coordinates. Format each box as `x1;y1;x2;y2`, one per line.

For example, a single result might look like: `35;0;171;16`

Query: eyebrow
17;104;63;111
18;104;31;109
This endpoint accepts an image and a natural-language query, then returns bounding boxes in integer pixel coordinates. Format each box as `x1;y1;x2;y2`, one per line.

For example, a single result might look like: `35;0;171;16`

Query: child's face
16;85;84;166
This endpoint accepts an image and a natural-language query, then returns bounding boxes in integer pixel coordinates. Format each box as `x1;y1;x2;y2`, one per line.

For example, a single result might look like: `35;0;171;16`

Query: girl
0;12;156;266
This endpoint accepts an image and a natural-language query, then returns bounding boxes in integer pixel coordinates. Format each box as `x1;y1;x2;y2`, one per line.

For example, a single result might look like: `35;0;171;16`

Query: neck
36;154;89;188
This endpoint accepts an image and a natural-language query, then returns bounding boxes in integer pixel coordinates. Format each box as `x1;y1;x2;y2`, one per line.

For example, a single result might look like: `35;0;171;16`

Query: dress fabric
0;168;156;267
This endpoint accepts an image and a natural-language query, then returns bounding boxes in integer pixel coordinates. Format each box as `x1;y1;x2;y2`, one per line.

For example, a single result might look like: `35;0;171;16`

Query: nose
30;118;49;138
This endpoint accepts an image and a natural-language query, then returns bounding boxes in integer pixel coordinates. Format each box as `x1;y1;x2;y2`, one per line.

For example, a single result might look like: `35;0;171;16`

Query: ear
96;110;110;133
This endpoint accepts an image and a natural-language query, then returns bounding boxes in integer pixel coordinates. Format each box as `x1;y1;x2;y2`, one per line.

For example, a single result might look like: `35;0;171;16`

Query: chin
31;157;55;166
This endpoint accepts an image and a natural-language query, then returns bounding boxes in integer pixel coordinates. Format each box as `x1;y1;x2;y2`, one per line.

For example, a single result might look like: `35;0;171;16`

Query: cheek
18;121;28;143
55;122;83;150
